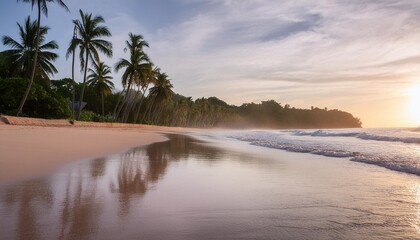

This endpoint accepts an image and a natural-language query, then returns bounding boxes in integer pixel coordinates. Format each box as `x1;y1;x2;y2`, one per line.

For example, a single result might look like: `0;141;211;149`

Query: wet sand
0;125;169;183
0;134;419;239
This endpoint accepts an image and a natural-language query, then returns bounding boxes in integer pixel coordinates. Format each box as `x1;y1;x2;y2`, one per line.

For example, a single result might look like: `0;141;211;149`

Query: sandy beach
0;124;171;183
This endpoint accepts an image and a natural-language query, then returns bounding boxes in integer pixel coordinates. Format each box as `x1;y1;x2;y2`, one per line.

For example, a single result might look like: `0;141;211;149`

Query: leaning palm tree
67;9;113;120
16;0;68;116
87;61;114;117
114;33;151;122
2;16;58;81
132;65;158;123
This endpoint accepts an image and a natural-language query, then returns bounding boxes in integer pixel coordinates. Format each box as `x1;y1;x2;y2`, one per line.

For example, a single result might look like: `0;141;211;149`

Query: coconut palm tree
148;71;174;124
87;61;114;117
132;66;158;123
16;0;68;116
114;33;151;122
67;9;113;120
2;16;58;82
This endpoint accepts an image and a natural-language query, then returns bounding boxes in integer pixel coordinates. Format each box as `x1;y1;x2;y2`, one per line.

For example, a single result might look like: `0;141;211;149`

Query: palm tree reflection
0;134;226;239
58;170;103;240
1;179;53;240
111;134;223;215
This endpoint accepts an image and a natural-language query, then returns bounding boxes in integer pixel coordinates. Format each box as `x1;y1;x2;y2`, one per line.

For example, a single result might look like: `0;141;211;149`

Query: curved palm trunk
154;104;165;125
133;84;150;123
121;81;134;123
101;92;105;117
141;97;155;123
113;87;125;120
16;0;41;116
115;92;128;121
71;26;77;118
132;92;144;123
122;91;135;123
115;101;126;121
77;50;89;120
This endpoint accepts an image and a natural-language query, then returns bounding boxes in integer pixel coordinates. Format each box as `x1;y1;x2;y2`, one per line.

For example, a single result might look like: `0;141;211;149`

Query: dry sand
0;124;183;183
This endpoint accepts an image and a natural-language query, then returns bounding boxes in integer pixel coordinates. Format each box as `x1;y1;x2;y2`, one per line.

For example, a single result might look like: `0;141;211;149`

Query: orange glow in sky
406;84;420;126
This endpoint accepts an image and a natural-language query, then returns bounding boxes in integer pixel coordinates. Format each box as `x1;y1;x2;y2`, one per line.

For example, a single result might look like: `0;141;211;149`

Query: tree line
0;0;362;128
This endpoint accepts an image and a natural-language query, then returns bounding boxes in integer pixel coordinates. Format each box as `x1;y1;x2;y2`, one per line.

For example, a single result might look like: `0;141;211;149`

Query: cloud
141;1;420;106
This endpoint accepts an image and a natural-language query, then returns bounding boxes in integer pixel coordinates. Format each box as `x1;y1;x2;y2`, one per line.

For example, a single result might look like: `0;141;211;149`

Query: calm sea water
0;133;419;239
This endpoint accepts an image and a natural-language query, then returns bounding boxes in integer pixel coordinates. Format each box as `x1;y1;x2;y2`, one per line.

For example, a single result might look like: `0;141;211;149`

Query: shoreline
0;124;191;183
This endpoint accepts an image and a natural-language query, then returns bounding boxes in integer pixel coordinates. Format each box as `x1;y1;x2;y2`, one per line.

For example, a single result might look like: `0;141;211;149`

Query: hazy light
406;84;420;126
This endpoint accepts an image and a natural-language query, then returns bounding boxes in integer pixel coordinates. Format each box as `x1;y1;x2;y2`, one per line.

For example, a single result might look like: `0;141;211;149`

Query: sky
1;0;420;127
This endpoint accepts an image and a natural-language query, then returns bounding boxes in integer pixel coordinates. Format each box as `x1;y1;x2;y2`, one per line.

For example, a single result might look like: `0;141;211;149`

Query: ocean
225;128;420;176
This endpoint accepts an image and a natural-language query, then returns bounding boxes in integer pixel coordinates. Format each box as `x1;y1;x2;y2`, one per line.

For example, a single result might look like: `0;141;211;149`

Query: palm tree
132;66;158;123
16;0;68;116
114;33;151;122
2;16;59;82
87;61;114;117
67;9;113;120
148;71;174;124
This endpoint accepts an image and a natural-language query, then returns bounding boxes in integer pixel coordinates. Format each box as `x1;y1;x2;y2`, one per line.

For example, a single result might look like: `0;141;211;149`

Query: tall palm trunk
141;97;155;123
150;101;162;124
115;92;128;121
113;87;125;120
154;104;165;125
132;91;144;123
101;92;105;117
126;87;143;123
115;92;127;121
122;91;136;123
16;0;41;116
77;50;89;120
71;26;77;118
133;84;149;123
121;81;134;123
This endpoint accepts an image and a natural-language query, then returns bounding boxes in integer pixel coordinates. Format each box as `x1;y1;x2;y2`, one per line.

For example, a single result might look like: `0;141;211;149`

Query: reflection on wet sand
1;179;53;240
110;135;224;217
1;134;419;240
58;171;103;240
0;135;228;240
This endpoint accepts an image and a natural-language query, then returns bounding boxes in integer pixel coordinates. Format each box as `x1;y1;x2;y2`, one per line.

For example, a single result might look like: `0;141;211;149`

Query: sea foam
229;130;420;176
292;130;420;145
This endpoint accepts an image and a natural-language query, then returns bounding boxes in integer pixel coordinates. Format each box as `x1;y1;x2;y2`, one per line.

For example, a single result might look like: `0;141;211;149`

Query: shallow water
0;134;419;240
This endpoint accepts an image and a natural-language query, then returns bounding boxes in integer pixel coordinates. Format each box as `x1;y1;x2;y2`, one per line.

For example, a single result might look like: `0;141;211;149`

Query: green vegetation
87;61;114;117
0;77;71;119
0;2;362;128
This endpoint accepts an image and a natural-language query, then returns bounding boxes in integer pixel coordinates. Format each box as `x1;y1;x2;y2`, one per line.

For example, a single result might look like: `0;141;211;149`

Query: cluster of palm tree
3;0;175;122
153;96;235;127
113;33;152;123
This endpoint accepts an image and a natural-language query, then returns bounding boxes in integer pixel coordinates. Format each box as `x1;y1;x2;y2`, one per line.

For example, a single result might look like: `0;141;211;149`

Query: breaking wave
230;131;420;176
293;130;420;145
